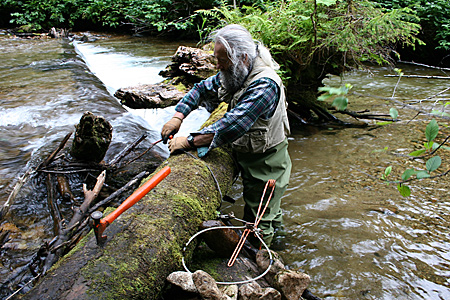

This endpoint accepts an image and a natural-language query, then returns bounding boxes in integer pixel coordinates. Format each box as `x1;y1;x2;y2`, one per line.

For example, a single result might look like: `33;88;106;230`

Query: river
0;31;449;299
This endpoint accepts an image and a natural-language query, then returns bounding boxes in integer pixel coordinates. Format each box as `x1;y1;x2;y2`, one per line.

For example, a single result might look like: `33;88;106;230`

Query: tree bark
20;109;237;300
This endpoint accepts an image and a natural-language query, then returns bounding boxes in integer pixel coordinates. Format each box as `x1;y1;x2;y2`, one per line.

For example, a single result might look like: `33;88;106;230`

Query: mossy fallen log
20;106;236;300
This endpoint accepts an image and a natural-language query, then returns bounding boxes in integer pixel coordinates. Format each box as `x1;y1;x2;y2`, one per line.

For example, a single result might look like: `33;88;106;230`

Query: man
161;24;291;247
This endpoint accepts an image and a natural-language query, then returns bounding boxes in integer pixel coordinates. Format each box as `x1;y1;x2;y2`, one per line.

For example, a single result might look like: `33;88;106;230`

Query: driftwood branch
42;171;106;274
1;132;73;220
336;109;396;121
37;132;73;170
107;134;147;166
398;60;450;71
352;92;450;121
384;74;450;80
89;170;149;213
46;174;62;236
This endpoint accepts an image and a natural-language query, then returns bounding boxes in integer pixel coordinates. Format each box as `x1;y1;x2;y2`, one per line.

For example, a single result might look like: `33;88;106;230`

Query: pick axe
91;165;171;246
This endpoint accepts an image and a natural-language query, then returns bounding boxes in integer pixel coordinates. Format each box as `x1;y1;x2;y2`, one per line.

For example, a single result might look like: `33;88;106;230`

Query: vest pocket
232;129;268;153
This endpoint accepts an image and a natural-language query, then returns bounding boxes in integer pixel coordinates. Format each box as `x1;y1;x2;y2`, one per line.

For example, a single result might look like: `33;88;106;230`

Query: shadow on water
1;31;450;299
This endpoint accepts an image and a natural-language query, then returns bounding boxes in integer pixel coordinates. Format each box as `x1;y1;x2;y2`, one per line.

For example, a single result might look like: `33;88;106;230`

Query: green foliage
1;0;218;34
382;119;448;197
197;0;422;88
371;0;450;51
317;84;352;111
389;108;399;120
2;0;85;31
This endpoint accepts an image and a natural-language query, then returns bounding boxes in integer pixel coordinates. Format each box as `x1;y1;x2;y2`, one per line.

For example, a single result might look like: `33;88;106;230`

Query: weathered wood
114;46;216;110
114;82;187;109
20;107;237;300
70;112;112;163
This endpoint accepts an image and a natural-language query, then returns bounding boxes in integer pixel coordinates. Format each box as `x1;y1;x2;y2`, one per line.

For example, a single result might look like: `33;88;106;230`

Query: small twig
39;168;101;174
89;170;149;213
108;134;147;166
4;273;41;300
410;134;450;160
46;174;62;236
37;132;73;170
337;109;395;121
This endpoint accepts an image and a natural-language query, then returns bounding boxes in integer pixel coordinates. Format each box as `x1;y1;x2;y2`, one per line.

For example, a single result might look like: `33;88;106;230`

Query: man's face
214;42;250;93
214;41;232;71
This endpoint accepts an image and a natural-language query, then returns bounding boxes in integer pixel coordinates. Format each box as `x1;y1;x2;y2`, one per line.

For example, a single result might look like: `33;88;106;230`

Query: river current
0;31;449;299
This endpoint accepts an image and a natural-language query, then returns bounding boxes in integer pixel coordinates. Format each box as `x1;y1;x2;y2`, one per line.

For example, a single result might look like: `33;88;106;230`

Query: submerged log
20;106;237;300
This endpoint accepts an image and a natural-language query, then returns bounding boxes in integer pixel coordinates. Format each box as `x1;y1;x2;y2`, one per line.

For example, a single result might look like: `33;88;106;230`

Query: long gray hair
212;24;279;70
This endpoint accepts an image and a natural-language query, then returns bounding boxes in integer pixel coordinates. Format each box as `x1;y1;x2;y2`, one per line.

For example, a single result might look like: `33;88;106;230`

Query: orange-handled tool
91;165;171;246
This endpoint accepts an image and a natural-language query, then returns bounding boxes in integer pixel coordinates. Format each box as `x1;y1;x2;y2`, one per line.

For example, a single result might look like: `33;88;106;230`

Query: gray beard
219;62;249;94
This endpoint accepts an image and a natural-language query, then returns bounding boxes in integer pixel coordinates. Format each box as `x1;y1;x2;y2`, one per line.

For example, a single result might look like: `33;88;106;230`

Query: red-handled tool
91;165;171;246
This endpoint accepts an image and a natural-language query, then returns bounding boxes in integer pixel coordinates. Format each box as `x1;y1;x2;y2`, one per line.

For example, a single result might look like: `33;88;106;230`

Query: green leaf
316;0;337;6
372;146;388;153
389;108;398;120
401;169;416;180
425;119;439;142
317;94;333;101
332;96;348;111
384;166;392;177
416;170;430;179
394;68;404;76
397;184;411;197
376;121;393;125
431;110;450;118
409;149;426;156
426;156;441;173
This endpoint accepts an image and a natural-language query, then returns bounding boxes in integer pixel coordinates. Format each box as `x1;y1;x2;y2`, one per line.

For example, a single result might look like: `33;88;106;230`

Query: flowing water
0;31;449;299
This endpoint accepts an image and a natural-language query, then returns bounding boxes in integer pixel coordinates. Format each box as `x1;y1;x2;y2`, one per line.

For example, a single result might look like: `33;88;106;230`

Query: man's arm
168;78;279;154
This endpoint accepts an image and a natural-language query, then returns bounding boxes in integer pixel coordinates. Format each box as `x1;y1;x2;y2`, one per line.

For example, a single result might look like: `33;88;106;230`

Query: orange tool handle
102;166;171;226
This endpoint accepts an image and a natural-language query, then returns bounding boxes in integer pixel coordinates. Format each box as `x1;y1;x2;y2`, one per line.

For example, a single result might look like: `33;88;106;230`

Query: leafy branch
382;119;450;197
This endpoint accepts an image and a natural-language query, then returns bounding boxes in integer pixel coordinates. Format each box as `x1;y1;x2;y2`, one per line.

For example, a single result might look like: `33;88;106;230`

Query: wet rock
159;46;217;81
114;83;186;109
261;287;282;300
70;111;112;163
238;281;281;300
199;220;240;257
273;270;311;300
256;249;285;285
219;284;238;300
166;271;198;293
256;249;310;299
192;270;222;300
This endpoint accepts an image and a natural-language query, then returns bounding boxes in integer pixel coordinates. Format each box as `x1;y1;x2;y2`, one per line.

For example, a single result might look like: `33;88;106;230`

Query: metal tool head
91;211;107;246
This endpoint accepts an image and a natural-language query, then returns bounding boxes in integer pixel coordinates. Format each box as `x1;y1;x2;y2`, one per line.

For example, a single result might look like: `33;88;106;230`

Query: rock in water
70;111;112;163
274;270;311;300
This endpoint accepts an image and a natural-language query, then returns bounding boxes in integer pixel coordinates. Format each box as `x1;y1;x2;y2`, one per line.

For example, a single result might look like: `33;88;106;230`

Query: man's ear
242;53;249;65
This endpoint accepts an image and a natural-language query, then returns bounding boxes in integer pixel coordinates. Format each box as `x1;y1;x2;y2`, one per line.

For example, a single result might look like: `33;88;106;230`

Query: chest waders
234;138;291;246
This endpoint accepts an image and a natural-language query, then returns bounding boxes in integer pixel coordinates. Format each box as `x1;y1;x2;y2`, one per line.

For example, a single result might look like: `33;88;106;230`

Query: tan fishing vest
218;57;290;153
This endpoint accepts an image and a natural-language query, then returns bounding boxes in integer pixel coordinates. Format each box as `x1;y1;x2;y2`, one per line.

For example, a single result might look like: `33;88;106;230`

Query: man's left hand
168;137;191;153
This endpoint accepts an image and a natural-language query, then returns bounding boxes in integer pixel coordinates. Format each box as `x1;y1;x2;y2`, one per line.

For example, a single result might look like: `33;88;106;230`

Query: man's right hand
161;117;182;143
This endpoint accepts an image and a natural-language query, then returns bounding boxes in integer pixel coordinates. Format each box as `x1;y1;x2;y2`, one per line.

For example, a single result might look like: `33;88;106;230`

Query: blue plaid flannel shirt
175;73;280;153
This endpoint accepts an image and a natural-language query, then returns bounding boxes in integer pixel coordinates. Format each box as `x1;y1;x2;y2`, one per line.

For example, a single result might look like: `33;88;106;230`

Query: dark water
1;31;450;299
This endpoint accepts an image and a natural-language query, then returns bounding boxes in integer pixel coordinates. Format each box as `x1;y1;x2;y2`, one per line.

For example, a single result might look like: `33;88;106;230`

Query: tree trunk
20;109;237;300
